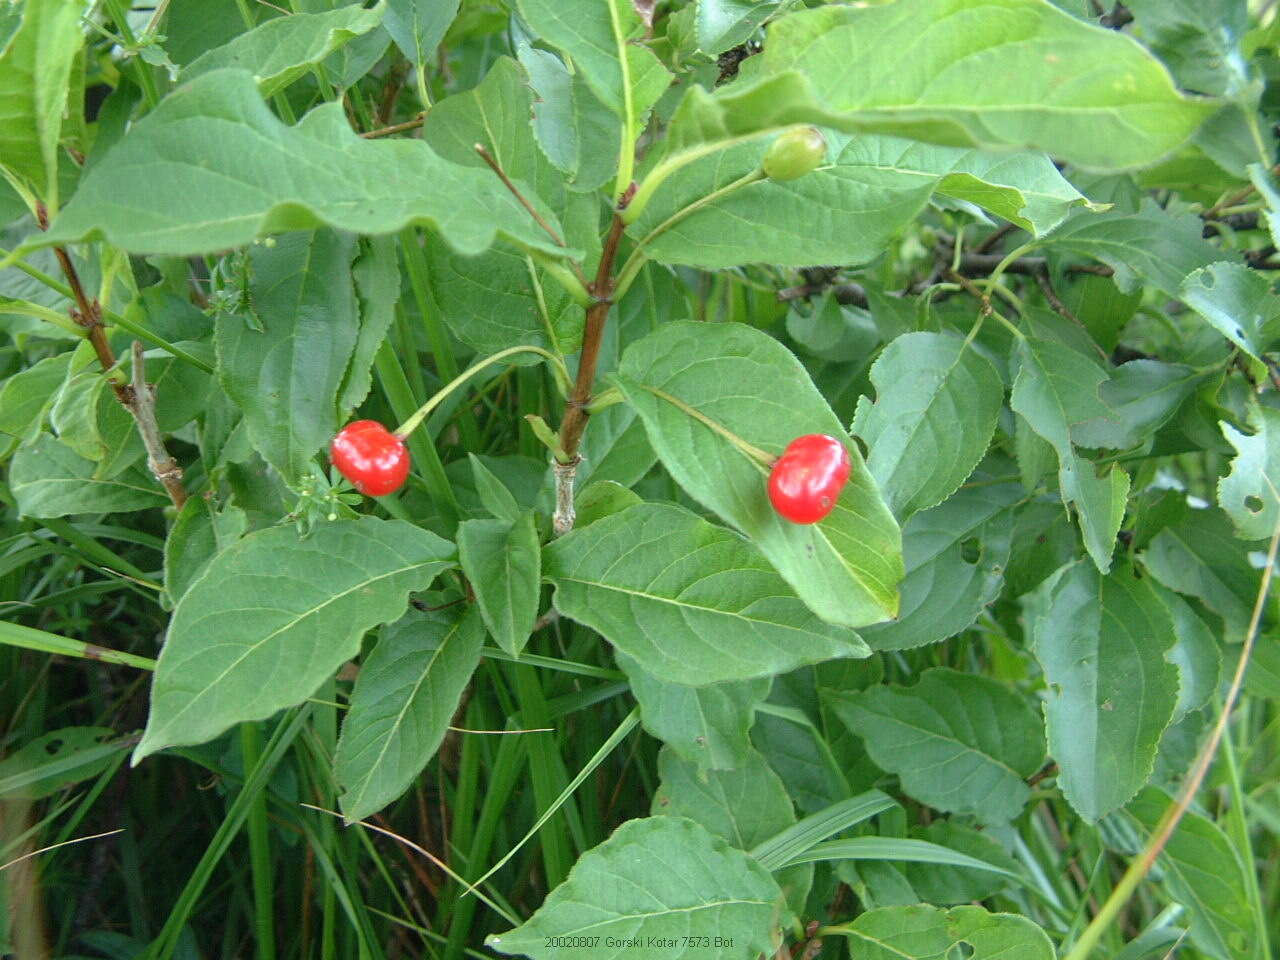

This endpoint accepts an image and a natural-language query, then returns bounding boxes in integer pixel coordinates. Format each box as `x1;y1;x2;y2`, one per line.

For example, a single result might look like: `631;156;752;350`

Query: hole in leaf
1201;272;1216;290
959;537;981;563
45;739;64;754
1246;495;1265;514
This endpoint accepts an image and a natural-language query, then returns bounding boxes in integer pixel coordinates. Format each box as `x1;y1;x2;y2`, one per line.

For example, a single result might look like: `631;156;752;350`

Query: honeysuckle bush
2;0;1280;957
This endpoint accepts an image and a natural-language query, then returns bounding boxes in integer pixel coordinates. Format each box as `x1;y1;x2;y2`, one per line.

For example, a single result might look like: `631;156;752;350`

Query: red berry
767;434;851;524
330;420;410;497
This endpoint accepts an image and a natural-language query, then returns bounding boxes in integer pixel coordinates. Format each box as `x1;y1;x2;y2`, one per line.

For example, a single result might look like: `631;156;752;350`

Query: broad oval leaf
335;605;484;822
613;321;902;629
11;434;168;517
31;69;576;260
1181;261;1280;363
457;513;541;658
1024;560;1180;822
826;667;1045;824
383;0;458;67
135;517;456;761
1218;401;1280;540
852;332;1003;519
486;816;790;960
545;503;869;684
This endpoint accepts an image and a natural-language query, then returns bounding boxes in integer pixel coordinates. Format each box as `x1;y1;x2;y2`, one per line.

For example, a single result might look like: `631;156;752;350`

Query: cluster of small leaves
3;0;1280;958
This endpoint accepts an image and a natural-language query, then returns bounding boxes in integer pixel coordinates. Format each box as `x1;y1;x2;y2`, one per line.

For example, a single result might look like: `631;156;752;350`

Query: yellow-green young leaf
616;650;769;773
1024;561;1180;822
29;69;576;260
0;0;83;213
545;503;869;684
180;2;385;97
335;605;484;823
1181;261;1280;362
11;434;168;518
613;321;902;629
1219;401;1280;540
486;816;790;960
826;667;1045;824
1011;335;1130;572
653;746;811;916
216;229;360;484
135;518;456;762
852;332;1003;519
1124;788;1262;960
457;513;540;658
834;904;1053;960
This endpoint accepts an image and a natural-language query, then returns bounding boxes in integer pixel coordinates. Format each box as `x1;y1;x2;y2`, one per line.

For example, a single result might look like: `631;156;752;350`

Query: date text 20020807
542;936;737;950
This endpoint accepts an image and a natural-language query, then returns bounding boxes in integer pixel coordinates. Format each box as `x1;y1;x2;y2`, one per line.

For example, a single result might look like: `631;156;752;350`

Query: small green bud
761;127;827;181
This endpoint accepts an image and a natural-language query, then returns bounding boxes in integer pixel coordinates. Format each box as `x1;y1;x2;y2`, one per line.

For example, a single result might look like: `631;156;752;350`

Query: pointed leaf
11;434;168;517
136;517;456;760
339;234;400;418
1218;401;1280;539
32;69;576;259
1025;560;1180;822
852;332;1003;519
1182;261;1280;362
335;605;483;822
827;667;1045;824
458;513;541;658
833;904;1053;960
614;320;902;629
383;0;458;66
546;503;868;683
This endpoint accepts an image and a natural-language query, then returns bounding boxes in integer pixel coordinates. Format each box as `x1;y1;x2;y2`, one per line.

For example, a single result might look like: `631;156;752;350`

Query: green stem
104;0;161;108
373;340;460;518
393;345;571;439
615;168;766;300
239;723;277;960
606;0;636;201
0;620;156;670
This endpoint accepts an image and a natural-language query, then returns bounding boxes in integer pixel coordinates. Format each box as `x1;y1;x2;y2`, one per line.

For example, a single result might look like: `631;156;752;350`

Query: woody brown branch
36;204;187;508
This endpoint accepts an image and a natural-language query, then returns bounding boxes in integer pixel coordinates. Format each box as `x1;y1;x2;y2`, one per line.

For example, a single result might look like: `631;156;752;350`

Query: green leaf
653;746;810;915
1141;507;1272;644
1025;560;1180;822
1071;360;1205;450
1126;0;1251;99
832;904;1053;960
457;513;541;658
631;135;1095;271
335;605;484;822
11;434;168;517
0;727;128;800
164;496;248;605
135;517;456;761
339;234;400;418
383;0;458;66
515;0;670;128
1157;584;1222;721
787;837;1018;880
852;332;1003;519
861;480;1020;651
419;57;592;355
546;503;869;684
487;816;790;960
886;822;1022;906
1181;261;1280;362
614;320;902;629
215;229;359;484
617;650;769;773
573;480;642;527
0;351;74;443
1043;200;1222;298
827;667;1045;824
0;0;84;212
180;2;385;97
1219;401;1280;540
32;69;575;260
469;453;524;523
696;0;779;54
1124;788;1261;960
653;0;1214;182
1011;334;1131;572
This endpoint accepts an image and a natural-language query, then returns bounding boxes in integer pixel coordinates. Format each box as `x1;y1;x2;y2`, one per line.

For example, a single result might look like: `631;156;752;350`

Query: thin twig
360;113;425;139
0;829;124;873
130;341;188;508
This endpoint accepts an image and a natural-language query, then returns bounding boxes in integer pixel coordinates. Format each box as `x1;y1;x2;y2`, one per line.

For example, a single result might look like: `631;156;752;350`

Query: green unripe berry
761;127;827;181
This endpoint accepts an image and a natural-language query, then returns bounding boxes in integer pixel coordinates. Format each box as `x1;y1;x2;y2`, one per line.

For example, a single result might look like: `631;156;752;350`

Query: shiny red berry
330;420;410;497
767;434;851;524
